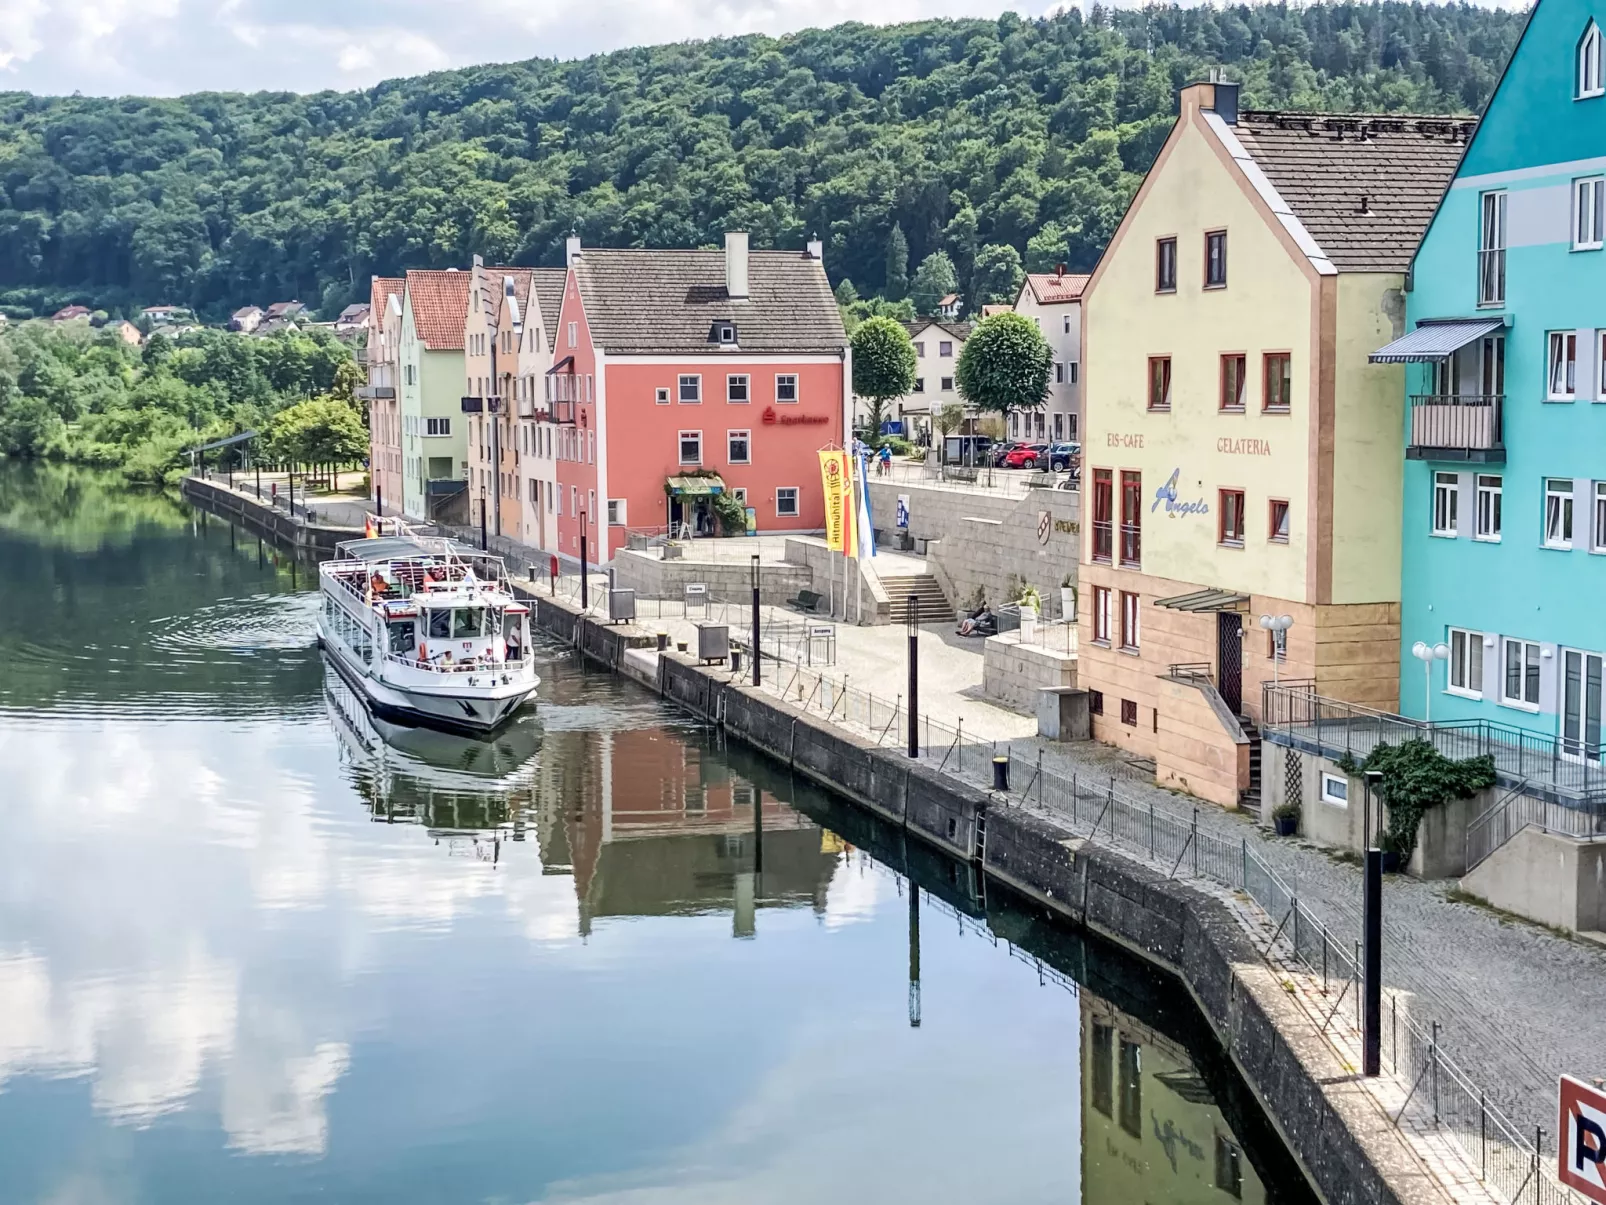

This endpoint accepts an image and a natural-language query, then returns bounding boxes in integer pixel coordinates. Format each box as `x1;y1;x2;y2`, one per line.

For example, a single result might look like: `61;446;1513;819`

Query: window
1580;21;1604;98
1119;590;1140;651
1267;629;1287;662
716;322;736;345
607;498;626;526
1088;689;1104;716
1069;363;1079;385
727;429;750;464
1091;586;1111;643
1596;482;1606;551
1219;489;1245;546
1476;474;1503;540
673;374;700;403
940;376;954;391
1117;1040;1142;1138
1546;478;1576;548
567;321;577;347
727;374;750;403
1147;357;1172;411
912;378;925;393
939;340;953;357
1269;498;1290;543
1054;362;1065;384
1090;1024;1113;1117
588;490;596;523
776;487;799;517
1092;470;1113;563
656;387;670;405
425;417;450;436
1432;471;1459;536
914;341;925;358
1320;773;1349;807
1601;330;1606;397
1575;177;1605;249
1449;628;1485;697
1220;354;1246;411
1550;332;1579;400
678;430;701;465
1263;353;1292;411
1479;191;1507;307
1119;471;1141;567
1204;230;1227;288
1216;1135;1244;1201
775;374;799;403
1120;698;1138;726
1156;237;1177;292
1503;637;1542;708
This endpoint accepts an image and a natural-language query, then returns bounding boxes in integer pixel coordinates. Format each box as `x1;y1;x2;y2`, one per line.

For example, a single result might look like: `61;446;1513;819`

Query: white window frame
775;374;799;404
1475;474;1502;541
567;321;577;348
732;487;747;506
939;340;953;357
1580;21;1604;99
425;417;450;437
727;374;750;403
1448;627;1485;699
655;387;670;405
1576;177;1605;249
1501;637;1543;710
1319;772;1348;808
914;341;925;358
1595;481;1606;552
1549;331;1578;400
678;430;702;466
607;498;625;527
775;486;800;517
678;374;702;404
727;428;751;465
1432;471;1459;537
1546;477;1576;548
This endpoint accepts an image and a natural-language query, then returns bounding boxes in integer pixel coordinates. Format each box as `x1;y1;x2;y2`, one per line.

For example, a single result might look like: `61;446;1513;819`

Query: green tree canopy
955;313;1052;419
884;224;909;302
850;316;918;435
971;244;1026;309
909;251;959;317
263;395;369;466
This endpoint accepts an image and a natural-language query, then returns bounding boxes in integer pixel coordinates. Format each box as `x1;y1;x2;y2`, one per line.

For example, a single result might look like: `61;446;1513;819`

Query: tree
834;278;859;307
955;313;1052;425
934;401;966;439
884;223;909;301
909;251;959;317
970;244;1025;309
262;396;369;470
0;396;61;459
849;316;917;438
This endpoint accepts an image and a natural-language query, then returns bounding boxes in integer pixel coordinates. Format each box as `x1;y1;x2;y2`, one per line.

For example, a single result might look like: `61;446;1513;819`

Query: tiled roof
1023;272;1089;304
571;248;844;355
403;270;471;350
1226;110;1476;273
980;304;1013;317
530;268;567;338
904;319;973;342
371;277;403;318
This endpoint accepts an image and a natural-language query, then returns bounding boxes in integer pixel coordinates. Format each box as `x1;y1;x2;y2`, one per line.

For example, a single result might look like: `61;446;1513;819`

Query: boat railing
382;650;532;676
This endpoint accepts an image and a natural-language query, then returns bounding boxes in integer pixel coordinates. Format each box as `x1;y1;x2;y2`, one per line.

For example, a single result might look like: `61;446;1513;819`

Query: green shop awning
667;475;726;496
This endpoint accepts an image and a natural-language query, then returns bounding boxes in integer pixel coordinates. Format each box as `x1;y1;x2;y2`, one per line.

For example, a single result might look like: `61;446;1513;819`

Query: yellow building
1078;80;1471;808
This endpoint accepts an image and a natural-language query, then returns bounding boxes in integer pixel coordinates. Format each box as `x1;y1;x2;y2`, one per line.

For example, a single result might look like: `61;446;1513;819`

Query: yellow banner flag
819;450;850;552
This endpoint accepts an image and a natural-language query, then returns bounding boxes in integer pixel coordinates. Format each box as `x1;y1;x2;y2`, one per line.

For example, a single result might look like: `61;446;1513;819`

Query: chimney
806;237;824;263
1212;79;1239;125
565;234;581;267
726;231;749;300
1054;263;1066;278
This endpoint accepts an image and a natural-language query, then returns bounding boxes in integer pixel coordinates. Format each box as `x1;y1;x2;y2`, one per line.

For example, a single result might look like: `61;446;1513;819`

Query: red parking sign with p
1561;1075;1606;1203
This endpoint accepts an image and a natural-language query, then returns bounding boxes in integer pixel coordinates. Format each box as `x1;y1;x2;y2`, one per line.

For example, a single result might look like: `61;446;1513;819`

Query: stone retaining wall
610;547;812;607
182;475;360;553
981;631;1077;714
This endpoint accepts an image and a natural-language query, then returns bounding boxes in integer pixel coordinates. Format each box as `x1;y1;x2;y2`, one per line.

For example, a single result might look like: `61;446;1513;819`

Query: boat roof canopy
338;535;479;562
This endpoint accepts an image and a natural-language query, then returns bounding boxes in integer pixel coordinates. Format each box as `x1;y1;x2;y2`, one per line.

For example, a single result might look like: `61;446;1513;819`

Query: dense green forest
0;3;1523;321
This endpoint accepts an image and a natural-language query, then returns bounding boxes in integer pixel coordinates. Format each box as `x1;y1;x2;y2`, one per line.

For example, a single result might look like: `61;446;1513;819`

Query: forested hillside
0;3;1524;320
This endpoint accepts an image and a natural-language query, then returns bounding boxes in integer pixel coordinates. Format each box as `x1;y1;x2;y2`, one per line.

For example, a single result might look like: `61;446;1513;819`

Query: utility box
696;623;730;665
608;588;636;624
1037;687;1091;742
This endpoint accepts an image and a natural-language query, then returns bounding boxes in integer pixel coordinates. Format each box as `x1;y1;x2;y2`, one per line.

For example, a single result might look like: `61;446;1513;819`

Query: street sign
1561;1075;1606;1203
896;494;910;529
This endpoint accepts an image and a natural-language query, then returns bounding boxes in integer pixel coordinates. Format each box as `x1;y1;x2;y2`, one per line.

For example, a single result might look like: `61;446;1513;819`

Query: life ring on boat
417;642;427;662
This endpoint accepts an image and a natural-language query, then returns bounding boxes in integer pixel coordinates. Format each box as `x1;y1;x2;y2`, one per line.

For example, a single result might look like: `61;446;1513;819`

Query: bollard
656;631;668;652
731;649;743;674
992;756;1010;792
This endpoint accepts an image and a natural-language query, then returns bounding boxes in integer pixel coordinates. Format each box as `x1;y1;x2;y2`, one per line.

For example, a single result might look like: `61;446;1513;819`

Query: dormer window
709;321;738;346
1580;22;1603;98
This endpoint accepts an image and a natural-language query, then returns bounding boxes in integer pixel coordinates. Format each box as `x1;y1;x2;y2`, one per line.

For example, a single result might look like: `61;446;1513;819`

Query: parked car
1000;442;1050;469
1048;442;1081;471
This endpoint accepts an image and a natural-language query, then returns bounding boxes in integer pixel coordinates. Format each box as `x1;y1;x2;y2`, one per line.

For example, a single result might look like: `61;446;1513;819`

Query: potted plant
1059;575;1075;622
1271;800;1299;837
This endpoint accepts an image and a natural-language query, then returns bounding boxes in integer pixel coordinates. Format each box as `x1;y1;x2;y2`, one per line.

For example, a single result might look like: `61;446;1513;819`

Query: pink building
365;276;405;515
549;233;848;566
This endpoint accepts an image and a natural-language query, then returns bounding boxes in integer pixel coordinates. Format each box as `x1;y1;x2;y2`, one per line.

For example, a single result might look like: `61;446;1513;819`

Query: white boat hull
319;626;537;734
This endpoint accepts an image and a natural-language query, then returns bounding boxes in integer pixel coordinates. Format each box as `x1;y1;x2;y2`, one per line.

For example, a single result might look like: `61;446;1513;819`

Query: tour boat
316;518;538;734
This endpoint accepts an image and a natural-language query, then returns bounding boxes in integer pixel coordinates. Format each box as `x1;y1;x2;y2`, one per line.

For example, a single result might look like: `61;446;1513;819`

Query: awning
185;429;258;454
666;475;725;496
1369;318;1505;364
1153;588;1250;613
546;355;574;374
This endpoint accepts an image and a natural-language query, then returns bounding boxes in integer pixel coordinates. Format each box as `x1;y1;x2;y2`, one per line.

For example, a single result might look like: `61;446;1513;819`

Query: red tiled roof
1024;272;1089;304
980;304;1013;317
370;277;403;318
403;270;472;350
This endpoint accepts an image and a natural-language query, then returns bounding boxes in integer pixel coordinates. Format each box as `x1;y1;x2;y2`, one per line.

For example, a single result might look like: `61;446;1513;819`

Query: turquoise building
1376;0;1606;771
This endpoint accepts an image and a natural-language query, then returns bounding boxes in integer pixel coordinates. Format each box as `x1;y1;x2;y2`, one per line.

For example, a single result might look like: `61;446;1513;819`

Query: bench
787;590;824;613
945;465;979;484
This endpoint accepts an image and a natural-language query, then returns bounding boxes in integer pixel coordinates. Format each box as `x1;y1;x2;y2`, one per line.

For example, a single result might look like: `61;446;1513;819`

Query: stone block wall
982;632;1077;714
1153;677;1248;810
610;547;813;607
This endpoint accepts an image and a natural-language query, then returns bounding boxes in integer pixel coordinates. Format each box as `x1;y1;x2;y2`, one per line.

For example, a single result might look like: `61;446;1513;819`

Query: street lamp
750;554;761;687
1258;614;1294;685
1411;640;1450;723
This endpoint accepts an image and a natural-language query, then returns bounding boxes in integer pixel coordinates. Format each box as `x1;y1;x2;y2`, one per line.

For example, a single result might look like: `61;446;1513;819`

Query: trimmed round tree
850;315;917;440
954;312;1052;434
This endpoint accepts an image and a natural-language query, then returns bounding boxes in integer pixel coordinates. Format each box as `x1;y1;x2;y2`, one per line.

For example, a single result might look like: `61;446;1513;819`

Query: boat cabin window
427;609;452;639
451;607;497;638
387;620;416;655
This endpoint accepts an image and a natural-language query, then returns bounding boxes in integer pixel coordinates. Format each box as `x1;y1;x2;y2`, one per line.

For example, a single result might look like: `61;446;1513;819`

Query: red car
1000;442;1049;469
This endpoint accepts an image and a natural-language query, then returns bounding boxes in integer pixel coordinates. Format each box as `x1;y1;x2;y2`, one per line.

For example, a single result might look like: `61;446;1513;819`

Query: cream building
1078;80;1470;808
1011;268;1086;444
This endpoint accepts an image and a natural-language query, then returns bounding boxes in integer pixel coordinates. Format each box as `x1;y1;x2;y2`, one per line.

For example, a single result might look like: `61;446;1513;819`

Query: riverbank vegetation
0;5;1523;321
0;322;360;484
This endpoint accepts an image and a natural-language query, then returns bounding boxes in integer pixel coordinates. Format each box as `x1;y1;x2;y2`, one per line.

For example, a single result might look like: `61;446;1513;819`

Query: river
0;462;1314;1204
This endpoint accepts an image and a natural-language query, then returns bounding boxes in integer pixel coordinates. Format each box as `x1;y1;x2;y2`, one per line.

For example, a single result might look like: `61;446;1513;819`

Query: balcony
1406;394;1504;463
1477;248;1505;308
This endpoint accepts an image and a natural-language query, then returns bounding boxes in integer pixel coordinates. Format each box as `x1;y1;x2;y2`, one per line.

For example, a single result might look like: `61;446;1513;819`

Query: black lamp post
479;488;489;551
907;594;920;757
1362;768;1384;1076
750;554;761;687
580;510;589;612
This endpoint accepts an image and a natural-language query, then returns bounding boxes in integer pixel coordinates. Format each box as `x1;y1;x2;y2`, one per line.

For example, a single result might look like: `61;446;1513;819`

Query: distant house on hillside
141;304;185;325
334;303;369;335
266;301;305;321
52;305;91;323
230;306;263;333
109;320;142;346
980;304;1013;318
936;292;962;320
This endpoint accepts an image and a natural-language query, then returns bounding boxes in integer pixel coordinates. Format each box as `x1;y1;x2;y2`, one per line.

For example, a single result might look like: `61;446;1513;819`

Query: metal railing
1466;780;1606;872
1119;521;1141;567
1408;394;1504;456
1091;519;1112;562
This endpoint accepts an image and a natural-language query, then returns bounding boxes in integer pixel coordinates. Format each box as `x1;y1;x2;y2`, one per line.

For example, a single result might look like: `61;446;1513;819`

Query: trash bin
696;623;729;665
992;756;1010;791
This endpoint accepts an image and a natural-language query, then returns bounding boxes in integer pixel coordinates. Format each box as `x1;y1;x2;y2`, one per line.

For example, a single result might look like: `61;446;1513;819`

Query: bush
1336;739;1497;858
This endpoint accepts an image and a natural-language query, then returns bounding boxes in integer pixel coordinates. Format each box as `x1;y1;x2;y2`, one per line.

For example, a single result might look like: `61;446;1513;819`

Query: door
1561;649;1603;762
1217;612;1244;716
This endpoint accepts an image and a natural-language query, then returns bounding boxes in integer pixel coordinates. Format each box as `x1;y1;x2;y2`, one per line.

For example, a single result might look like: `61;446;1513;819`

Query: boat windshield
425;607;498;639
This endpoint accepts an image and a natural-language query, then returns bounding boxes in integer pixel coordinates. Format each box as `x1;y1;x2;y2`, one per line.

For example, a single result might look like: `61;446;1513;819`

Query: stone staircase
1239;715;1263;819
878;572;952;622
